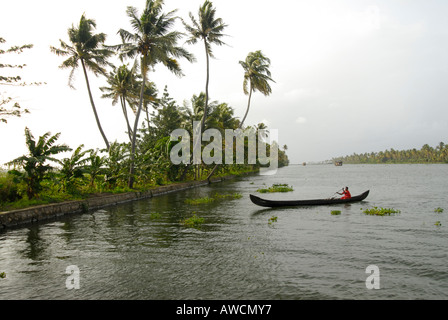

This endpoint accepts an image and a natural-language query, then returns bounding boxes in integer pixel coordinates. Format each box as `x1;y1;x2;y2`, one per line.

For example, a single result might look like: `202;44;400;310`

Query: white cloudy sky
1;0;447;165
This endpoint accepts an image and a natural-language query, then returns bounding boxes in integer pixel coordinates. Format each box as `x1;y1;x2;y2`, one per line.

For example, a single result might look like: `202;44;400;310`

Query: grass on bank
0;174;137;212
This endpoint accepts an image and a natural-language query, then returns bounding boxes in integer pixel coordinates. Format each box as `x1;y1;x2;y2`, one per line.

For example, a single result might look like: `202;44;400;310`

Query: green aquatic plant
434;207;444;213
257;183;293;193
185;193;242;205
185;197;215;205
149;211;161;219
268;215;278;225
362;207;401;216
0;272;5;279
331;210;341;215
435;221;442;227
213;192;242;200
181;214;205;228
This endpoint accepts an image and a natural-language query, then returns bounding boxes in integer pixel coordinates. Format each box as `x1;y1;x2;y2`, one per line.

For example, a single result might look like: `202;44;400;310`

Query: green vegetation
1;1;289;212
257;183;293;193
434;207;444;213
331;210;342;215
50;14;114;151
239;50;275;128
149;211;161;219
362;207;401;216
6;128;70;200
213;192;242;200
185;192;242;205
435;221;442;227
181;214;205;229
0;272;5;279
333;142;448;164
268;215;278;225
185;197;215;205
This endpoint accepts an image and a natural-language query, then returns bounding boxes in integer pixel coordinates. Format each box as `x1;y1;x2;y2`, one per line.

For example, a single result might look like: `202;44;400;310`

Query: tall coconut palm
115;0;195;188
183;0;227;133
239;50;275;128
206;51;272;181
50;14;114;151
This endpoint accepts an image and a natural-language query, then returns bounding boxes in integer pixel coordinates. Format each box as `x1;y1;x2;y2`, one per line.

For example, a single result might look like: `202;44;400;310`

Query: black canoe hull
250;190;370;208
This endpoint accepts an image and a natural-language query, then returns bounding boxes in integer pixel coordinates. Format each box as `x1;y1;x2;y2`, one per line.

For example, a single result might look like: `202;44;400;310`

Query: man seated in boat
337;187;352;199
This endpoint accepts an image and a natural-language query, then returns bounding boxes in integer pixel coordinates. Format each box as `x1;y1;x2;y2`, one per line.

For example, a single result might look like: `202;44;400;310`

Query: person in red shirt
338;187;352;199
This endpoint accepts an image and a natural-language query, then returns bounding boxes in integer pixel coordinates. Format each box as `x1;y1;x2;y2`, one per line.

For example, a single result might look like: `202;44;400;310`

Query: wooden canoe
250;190;370;208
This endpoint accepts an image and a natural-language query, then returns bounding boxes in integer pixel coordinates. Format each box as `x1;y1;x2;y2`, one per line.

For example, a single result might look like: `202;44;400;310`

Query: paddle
328;188;344;200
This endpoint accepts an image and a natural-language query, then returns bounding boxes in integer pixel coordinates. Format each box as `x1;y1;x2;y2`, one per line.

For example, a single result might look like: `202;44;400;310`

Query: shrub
0;173;22;204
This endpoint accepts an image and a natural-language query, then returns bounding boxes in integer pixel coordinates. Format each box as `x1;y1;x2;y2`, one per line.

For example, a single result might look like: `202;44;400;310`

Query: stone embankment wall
0;176;235;230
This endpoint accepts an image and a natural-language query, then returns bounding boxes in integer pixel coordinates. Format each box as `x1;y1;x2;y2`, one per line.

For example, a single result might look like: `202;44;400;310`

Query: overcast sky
1;0;447;165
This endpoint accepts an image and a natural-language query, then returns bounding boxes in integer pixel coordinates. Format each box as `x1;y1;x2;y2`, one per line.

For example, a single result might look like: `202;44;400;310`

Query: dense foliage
0;0;289;211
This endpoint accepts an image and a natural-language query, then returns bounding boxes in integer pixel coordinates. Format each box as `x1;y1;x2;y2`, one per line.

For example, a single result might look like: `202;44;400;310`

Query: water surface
1;164;447;299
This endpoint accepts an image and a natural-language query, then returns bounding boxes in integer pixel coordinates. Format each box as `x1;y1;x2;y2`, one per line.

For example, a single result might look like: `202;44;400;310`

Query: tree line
0;0;288;208
333;142;448;164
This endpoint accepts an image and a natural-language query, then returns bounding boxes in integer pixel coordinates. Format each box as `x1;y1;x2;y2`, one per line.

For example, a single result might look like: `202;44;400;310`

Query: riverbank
0;174;247;230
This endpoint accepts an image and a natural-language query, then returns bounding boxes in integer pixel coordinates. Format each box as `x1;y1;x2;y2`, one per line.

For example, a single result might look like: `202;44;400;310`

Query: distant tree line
333;142;448;164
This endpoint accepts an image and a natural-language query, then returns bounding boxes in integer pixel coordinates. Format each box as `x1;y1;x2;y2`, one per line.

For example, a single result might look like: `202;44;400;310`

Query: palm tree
183;0;227;133
100;63;141;141
6;127;71;199
50;14;114;150
114;0;195;188
239;50;275;128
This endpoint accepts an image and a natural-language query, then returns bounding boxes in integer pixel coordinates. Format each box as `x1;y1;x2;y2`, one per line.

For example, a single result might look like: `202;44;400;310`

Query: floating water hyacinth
362;207;401;216
181;214;205;228
257;184;293;193
184;193;242;205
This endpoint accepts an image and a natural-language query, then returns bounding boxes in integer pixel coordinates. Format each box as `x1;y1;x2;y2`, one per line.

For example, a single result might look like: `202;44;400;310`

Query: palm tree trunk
128;67;147;189
239;84;253;129
120;95;133;142
201;39;210;132
145;104;151;129
183;41;211;182
207;85;252;182
81;59;110;151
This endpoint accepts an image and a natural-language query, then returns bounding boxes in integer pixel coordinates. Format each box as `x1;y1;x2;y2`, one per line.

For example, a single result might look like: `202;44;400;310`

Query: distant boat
250;190;370;208
335;161;343;166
